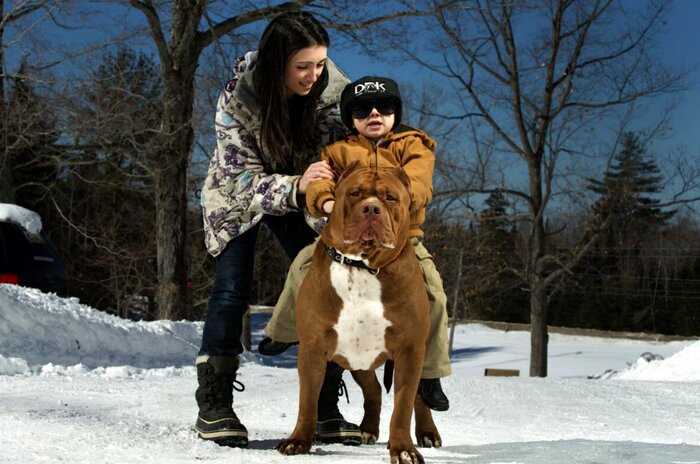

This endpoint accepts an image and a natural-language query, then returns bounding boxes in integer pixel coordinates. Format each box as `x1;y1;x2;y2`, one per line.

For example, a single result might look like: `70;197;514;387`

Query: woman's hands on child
299;160;333;193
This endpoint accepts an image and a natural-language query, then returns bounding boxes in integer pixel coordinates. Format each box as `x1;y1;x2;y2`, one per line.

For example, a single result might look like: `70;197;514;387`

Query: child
261;76;451;411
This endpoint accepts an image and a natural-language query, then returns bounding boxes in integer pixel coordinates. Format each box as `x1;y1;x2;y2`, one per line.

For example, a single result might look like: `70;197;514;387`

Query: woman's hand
298;160;334;193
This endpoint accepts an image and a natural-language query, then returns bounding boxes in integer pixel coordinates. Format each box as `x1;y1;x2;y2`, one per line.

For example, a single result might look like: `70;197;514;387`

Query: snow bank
0;203;42;235
1;285;699;463
35;363;196;379
616;341;700;382
0;354;30;375
0;284;202;371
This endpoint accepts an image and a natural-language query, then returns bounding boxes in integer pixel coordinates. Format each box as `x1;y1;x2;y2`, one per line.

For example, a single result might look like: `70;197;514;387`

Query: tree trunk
154;159;189;320
527;156;548;377
529;282;548;377
154;68;195;320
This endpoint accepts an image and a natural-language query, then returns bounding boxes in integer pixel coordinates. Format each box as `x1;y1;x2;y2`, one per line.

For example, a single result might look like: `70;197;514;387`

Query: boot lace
233;379;245;392
199;365;244;408
338;378;350;404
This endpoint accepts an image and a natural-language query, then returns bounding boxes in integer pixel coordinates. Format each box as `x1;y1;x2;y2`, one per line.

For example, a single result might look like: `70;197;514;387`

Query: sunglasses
350;101;396;119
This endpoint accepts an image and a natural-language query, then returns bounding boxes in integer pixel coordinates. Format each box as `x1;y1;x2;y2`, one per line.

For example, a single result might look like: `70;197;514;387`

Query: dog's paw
389;449;424;464
361;431;378;444
415;430;442;448
276;438;311;455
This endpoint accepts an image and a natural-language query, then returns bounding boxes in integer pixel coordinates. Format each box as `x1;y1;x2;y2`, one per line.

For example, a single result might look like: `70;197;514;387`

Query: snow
0;285;201;369
617;342;700;382
0;203;42;236
1;283;699;464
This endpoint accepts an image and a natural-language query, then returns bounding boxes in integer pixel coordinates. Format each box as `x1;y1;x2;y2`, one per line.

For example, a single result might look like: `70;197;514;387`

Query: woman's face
285;45;328;97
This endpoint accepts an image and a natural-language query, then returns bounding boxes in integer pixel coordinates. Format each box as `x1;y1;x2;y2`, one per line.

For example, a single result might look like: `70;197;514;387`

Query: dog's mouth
360;227;377;242
344;221;395;250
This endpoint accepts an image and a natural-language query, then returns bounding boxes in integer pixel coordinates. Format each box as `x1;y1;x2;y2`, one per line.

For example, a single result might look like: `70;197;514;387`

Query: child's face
351;100;396;140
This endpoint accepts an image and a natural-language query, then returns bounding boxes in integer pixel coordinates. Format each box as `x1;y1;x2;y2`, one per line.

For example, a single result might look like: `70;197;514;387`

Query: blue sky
330;1;700;155
652;0;700;152
6;1;699;160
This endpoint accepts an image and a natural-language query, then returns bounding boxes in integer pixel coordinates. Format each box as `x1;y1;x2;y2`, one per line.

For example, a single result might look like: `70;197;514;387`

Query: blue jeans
199;213;315;357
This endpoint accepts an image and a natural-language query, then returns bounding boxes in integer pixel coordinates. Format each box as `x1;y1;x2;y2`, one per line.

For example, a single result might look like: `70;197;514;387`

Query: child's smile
354;108;395;140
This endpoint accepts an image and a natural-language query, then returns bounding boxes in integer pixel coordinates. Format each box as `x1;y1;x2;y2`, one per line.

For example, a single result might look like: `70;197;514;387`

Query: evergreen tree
471;190;526;322
74;47;162;180
4;61;61;209
584;132;676;331
479;189;512;243
54;48;164;319
588;132;675;243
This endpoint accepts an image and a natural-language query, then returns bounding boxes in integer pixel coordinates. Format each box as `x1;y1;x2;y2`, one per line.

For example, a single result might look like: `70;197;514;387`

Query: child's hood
385;125;436;151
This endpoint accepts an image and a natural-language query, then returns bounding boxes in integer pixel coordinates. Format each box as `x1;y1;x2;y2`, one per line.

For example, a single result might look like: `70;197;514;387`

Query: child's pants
264;238;452;378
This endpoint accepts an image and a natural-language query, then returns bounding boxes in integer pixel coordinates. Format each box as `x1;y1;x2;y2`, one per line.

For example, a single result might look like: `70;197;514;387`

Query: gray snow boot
194;356;248;447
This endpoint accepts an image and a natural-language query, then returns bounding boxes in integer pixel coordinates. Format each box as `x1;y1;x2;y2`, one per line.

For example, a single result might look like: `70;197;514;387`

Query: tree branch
129;0;172;71
1;0;47;29
570;1;663;73
197;1;313;52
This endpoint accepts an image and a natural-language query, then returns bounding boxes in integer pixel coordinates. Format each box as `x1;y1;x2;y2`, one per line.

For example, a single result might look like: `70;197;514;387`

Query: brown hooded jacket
306;126;436;238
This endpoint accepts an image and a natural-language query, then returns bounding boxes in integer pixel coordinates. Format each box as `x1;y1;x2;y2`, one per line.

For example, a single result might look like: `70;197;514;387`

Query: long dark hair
253;11;330;174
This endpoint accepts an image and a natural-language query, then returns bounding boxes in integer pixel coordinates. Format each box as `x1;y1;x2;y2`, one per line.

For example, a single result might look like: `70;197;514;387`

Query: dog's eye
349;189;361;198
385;193;398;203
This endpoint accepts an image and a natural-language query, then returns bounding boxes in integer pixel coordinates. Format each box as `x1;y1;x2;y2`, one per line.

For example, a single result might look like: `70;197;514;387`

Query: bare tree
44;47;163;318
115;1;322;319
388;0;694;375
0;0;59;202
122;0;451;319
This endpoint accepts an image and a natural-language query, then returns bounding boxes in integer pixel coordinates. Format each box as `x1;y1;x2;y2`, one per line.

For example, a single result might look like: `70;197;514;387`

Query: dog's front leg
388;347;425;464
350;369;382;444
277;345;326;455
414;394;442;448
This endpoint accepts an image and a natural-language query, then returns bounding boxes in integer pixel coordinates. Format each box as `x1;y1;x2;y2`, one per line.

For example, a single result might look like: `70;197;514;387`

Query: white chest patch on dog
330;262;392;370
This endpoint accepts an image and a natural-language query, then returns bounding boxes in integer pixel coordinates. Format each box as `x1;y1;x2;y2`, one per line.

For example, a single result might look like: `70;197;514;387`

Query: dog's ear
336;160;362;185
321;199;345;250
389;167;415;214
392;167;411;194
320;163;355;250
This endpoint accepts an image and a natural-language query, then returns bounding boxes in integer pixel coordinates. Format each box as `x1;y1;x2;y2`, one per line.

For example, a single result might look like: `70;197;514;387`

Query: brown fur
277;166;441;463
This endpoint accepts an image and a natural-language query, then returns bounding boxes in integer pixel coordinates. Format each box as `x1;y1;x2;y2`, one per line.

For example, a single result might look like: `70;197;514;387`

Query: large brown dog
277;164;441;464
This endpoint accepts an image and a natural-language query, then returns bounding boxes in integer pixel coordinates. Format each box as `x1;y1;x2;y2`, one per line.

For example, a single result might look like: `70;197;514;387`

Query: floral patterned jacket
201;52;350;257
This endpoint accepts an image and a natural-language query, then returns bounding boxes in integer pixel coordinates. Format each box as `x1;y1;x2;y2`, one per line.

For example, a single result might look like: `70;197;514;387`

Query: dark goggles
350;100;396;119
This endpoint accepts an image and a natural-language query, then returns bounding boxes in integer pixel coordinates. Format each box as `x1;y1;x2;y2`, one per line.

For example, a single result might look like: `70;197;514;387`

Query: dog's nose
361;199;383;217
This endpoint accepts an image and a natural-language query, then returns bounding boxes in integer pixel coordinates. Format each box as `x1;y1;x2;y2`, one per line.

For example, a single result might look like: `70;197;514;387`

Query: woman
196;11;358;448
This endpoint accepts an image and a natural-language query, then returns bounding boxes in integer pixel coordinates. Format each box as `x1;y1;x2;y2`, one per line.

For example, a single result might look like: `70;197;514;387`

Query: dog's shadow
247;439;281;450
248;439;389;455
247;439;367;452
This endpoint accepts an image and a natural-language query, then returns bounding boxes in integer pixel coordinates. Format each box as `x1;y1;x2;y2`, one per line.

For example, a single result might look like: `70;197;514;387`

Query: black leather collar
325;245;379;275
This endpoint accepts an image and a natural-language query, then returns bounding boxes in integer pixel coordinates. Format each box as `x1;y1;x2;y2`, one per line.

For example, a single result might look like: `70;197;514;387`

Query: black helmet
340;76;402;131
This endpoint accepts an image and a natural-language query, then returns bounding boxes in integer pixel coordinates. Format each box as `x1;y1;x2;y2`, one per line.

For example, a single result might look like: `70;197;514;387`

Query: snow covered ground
1;283;699;464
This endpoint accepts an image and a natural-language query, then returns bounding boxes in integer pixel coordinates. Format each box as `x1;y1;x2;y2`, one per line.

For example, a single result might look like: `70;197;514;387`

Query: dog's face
322;163;412;266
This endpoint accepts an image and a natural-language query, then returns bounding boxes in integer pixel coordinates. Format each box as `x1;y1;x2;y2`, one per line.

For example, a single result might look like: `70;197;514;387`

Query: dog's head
321;162;412;268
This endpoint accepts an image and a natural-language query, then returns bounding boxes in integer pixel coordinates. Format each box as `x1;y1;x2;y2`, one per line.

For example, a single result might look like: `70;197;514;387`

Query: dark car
0;218;65;294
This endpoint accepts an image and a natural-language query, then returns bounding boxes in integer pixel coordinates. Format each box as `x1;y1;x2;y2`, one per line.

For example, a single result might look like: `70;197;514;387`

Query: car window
28;240;58;263
0;225;8;272
0;222;29;271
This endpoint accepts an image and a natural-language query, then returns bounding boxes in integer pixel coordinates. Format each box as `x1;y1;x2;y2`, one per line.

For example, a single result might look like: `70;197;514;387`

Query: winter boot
316;361;362;446
418;378;449;411
257;336;298;356
194;356;248;447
